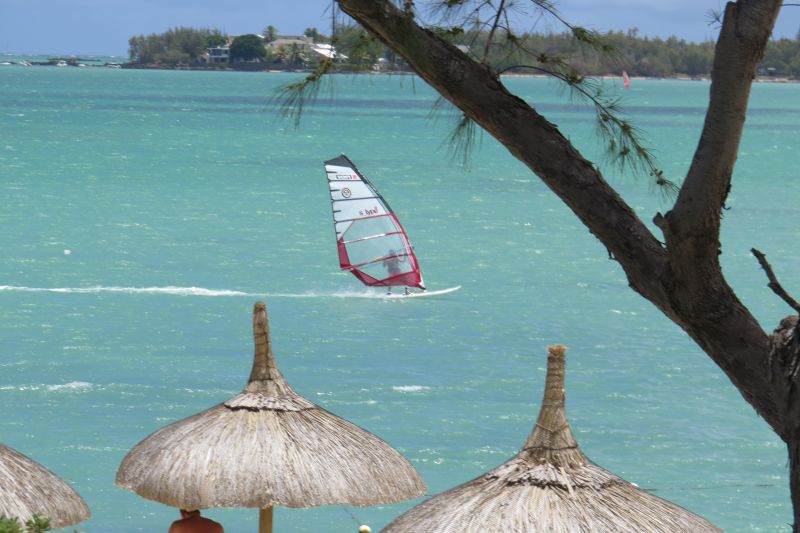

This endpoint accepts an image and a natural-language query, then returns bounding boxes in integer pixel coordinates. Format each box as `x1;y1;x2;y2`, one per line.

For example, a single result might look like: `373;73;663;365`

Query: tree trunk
792;438;800;533
775;317;800;531
335;0;800;526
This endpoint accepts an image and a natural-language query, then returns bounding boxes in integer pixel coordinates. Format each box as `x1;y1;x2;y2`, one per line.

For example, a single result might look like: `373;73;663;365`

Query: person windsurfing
383;249;409;294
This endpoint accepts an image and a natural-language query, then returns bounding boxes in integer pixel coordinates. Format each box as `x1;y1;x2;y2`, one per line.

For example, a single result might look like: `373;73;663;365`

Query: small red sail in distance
623;70;631;89
324;155;425;289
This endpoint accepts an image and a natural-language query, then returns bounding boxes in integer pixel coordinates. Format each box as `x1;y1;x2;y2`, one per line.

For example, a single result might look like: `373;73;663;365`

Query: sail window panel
334;220;353;238
329;181;374;202
343;216;400;243
347;233;413;273
333;198;388;223
356;260;411;281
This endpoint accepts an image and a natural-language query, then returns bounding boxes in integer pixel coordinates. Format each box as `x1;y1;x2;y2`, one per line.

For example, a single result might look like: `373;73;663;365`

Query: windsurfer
383;250;409;294
383;253;402;277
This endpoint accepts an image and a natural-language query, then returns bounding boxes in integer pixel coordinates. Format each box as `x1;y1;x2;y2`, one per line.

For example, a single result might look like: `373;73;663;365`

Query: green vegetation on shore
126;24;800;79
128;27;227;65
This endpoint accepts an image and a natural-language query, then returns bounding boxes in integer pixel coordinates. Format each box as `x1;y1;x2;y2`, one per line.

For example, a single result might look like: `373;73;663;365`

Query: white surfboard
383;285;462;299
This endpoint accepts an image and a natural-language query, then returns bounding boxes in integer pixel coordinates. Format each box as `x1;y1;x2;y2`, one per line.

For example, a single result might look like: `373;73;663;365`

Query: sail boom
349;251;409;270
342;231;403;246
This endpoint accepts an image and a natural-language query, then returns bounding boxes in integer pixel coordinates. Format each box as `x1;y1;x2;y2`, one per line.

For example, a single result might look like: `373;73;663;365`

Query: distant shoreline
3;60;796;83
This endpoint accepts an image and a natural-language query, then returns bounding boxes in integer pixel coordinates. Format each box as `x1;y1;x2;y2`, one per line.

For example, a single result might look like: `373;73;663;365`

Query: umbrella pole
259;507;273;533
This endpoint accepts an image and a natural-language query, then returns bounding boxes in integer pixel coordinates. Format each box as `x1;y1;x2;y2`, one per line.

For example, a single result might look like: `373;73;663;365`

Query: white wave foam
47;381;93;392
392;385;431;393
1;381;94;392
65;445;117;452
0;285;401;299
0;285;249;297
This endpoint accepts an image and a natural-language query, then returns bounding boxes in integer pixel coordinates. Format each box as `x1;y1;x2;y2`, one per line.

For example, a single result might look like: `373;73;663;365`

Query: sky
1;0;799;57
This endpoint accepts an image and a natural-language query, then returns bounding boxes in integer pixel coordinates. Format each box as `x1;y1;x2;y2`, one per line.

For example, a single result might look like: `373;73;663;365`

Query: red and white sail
324;155;425;289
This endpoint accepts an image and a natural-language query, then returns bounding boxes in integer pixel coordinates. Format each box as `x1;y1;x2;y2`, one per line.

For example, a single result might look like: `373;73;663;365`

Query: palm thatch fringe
116;301;425;512
0;443;90;528
115;400;425;509
381;345;721;533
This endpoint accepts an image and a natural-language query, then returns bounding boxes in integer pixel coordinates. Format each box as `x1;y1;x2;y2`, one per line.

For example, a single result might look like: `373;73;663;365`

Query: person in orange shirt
168;509;224;533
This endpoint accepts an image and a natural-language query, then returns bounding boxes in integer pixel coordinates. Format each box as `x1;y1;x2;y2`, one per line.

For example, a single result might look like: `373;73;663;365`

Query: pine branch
272;58;332;127
482;0;507;65
495;61;676;194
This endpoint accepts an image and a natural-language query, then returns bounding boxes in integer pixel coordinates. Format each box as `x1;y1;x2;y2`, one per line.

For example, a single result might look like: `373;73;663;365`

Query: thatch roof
116;302;425;526
382;345;721;533
0;443;90;528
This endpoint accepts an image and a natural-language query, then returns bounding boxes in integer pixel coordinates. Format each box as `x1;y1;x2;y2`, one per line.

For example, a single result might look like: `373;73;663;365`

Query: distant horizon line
1;50;128;58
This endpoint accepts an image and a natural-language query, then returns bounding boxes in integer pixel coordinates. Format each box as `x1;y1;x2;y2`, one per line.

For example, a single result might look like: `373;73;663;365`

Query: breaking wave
0;285;403;299
0;285;249;296
392;385;431;393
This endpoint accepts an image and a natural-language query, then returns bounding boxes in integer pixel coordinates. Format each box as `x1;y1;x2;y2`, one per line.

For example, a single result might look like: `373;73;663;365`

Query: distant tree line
760;37;800;77
446;28;800;78
493;30;717;78
128;27;227;64
126;24;377;69
126;25;800;78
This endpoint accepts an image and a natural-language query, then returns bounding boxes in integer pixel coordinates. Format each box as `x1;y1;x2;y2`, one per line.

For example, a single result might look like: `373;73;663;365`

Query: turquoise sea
1;61;798;532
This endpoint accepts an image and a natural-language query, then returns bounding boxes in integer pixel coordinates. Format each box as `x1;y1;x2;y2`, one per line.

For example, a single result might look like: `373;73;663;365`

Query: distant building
266;35;313;49
267;35;345;66
204;34;344;66
206;46;230;63
205;37;233;64
311;43;347;60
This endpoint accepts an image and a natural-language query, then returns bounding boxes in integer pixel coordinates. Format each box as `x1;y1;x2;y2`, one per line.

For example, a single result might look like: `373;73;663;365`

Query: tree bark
336;0;800;526
792;432;800;532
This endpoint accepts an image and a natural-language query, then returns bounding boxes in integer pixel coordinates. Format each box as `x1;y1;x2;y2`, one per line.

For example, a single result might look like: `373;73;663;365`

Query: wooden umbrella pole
259;507;273;533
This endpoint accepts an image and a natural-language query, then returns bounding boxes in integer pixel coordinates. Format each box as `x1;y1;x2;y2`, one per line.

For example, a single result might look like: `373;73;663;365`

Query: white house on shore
206;45;230;63
204;34;344;64
267;35;347;62
205;37;234;64
311;43;346;60
267;35;313;49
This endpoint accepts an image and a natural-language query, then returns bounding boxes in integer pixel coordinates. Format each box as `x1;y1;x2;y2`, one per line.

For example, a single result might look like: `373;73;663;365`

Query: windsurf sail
324;154;425;290
623;70;630;89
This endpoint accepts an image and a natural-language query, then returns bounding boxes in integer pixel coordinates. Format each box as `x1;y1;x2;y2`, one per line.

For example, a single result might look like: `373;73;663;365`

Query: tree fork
335;0;795;526
338;0;783;428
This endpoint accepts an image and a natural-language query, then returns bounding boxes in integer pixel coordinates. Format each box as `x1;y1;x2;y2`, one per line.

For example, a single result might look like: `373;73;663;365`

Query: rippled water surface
1;64;798;531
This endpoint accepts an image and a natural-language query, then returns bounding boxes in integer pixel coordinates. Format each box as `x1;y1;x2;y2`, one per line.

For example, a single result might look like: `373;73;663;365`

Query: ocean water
0;64;798;532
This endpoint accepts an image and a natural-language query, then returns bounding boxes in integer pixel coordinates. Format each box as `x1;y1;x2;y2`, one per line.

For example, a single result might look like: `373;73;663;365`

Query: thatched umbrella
116;301;426;533
0;442;90;528
382;345;722;532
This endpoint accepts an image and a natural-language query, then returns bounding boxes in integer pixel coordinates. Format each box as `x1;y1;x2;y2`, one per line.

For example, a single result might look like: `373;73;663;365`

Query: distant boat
56;60;68;67
623;70;631;89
